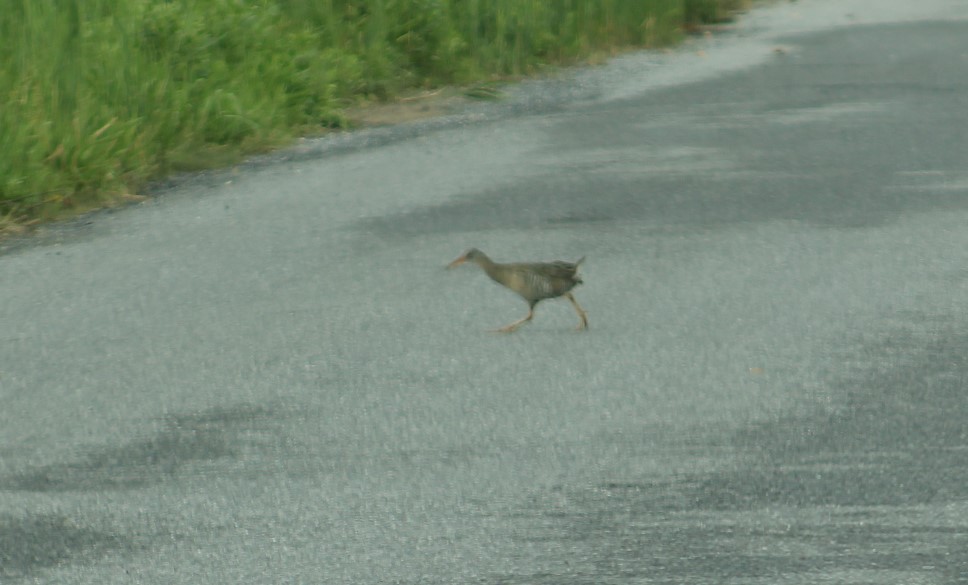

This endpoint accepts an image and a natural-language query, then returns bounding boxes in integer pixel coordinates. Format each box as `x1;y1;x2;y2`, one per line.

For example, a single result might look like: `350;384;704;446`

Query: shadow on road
503;310;968;583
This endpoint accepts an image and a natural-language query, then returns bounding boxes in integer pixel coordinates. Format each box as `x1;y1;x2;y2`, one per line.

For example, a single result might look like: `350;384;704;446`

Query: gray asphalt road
3;1;968;583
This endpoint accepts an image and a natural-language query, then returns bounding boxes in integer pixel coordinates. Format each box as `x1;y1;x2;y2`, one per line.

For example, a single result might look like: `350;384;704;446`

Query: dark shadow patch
689;318;968;510
360;22;968;242
491;310;968;584
359;172;864;239
0;514;126;581
0;404;278;492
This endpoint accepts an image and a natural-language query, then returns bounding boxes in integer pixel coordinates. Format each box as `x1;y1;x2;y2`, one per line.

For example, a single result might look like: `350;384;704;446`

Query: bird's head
447;248;484;269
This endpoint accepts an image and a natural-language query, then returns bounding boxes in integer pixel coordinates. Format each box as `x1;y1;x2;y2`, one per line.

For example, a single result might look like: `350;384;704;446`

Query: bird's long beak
446;254;468;269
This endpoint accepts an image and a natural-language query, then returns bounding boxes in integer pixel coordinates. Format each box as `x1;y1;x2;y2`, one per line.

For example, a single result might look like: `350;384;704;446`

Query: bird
447;248;588;333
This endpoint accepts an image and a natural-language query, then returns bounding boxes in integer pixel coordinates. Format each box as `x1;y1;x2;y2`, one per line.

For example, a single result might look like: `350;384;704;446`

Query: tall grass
0;0;743;224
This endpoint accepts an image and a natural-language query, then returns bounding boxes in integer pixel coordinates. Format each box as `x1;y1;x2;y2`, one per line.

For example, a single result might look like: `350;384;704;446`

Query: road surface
2;0;968;582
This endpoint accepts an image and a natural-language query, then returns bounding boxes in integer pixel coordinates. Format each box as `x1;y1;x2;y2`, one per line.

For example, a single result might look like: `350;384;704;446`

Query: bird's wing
535;261;580;279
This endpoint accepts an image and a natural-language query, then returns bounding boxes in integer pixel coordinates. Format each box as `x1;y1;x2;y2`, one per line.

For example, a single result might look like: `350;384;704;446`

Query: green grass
0;0;745;226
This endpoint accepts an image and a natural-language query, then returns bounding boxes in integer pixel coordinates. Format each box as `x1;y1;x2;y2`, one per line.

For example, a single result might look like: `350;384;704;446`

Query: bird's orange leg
493;307;534;333
564;293;588;330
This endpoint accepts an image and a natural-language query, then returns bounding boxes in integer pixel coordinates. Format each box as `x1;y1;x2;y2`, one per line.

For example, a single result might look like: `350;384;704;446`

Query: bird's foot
491;325;520;334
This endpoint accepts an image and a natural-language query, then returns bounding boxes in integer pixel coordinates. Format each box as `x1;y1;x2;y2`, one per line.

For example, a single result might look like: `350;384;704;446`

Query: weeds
0;0;743;223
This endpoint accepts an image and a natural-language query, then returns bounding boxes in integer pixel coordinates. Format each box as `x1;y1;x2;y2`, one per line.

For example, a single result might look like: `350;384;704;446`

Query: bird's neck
472;254;504;281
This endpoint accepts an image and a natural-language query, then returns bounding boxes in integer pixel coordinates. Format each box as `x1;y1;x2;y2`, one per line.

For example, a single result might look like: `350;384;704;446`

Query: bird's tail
574;256;585;267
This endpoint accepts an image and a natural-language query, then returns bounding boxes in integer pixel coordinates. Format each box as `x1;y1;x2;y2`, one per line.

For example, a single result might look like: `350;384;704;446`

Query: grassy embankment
0;0;747;231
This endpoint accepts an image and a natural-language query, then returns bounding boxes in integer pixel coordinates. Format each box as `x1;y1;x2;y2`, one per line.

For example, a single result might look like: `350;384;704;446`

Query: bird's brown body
447;248;588;332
